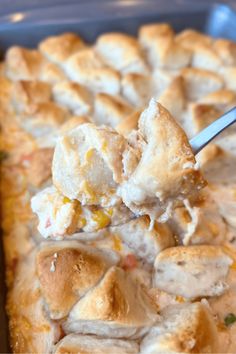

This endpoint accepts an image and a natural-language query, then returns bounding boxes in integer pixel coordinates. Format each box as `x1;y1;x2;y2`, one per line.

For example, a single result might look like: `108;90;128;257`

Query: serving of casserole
0;22;236;353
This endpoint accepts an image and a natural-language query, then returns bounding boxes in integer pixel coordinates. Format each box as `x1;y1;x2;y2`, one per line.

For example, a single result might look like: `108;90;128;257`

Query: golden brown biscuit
213;38;236;66
59;115;90;134
5;46;45;81
11;80;52;114
52;81;92;115
96;32;149;74
191;103;222;132
181;67;224;100
140;302;219;353
220;66;236;91
37;241;119;319
16;102;69;150
0;76;12;110
116;110;141;137
111;216;175;264
64;266;158;338
7;250;61;353
53;334;139;354
191;44;222;71
94;93;133;128
65;48;121;94
158;76;186;117
210;184;236;229
154;245;232;298
20;102;69;132
25;147;54;187
176;29;212;50
139;22;174;49
121;73;153;107
39;32;85;64
153;68;179;96
39;61;67;84
144;35;192;69
198;89;236;111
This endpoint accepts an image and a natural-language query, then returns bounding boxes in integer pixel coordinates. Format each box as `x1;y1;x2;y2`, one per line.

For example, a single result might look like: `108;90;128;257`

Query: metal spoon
190;106;236;154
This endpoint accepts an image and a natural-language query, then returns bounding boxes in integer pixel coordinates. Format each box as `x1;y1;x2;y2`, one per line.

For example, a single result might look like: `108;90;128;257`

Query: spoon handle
190;106;236;155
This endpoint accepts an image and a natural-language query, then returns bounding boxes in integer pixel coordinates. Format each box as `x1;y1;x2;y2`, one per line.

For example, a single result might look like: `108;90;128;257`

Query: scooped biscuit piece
64;266;158;339
31;186;81;238
11;80;52;114
119;99;205;221
140;302;219;353
52;123;127;206
39;32;85;64
5;46;45;81
158;76;186;117
213;38;236;66
176;29;212;50
65;48;121;94
37;241;119;319
153;245;233;298
181;67;224;100
94;93;133;128
25;147;54;187
198;89;236;112
96;32;149;74
139;23;174;49
121;73;153;107
52;81;92;115
53;334;139;354
31;186;132;238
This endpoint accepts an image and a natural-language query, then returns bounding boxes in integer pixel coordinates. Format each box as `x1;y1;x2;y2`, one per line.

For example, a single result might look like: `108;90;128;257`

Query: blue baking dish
1;0;236;351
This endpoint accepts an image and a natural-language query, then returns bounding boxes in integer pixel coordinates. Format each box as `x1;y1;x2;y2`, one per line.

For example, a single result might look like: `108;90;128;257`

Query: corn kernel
92;210;111;229
106;208;113;216
85;148;94;163
82;181;97;203
175;295;185;303
63;196;71;204
113;234;122;251
77;217;87;229
102;141;108;153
